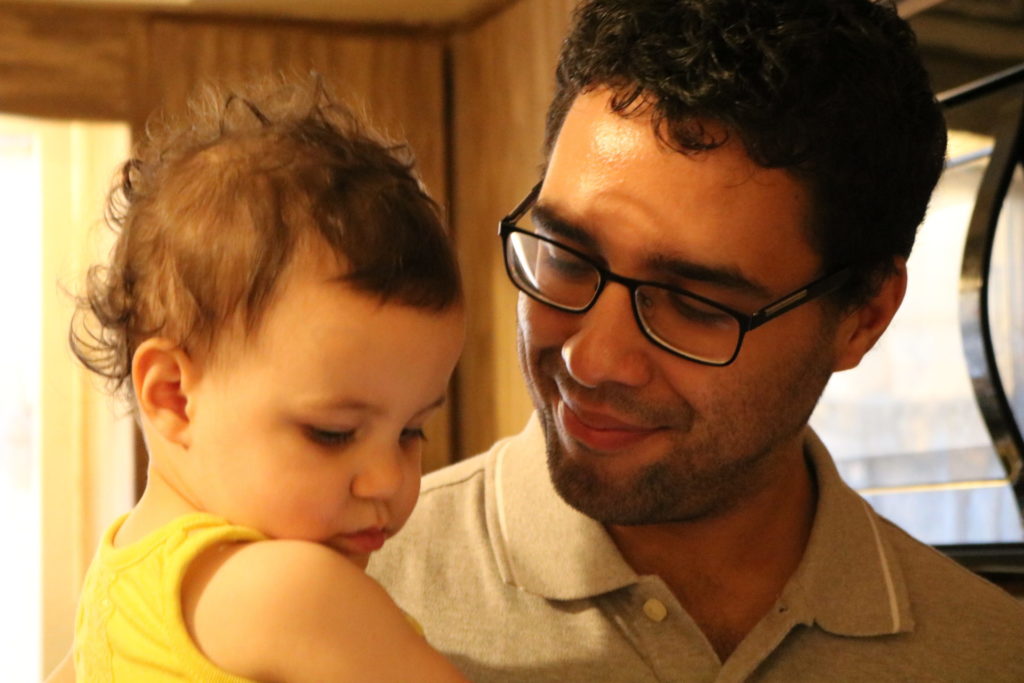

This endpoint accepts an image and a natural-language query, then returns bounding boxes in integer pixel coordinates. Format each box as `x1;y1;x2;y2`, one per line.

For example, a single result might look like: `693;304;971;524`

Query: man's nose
561;282;654;389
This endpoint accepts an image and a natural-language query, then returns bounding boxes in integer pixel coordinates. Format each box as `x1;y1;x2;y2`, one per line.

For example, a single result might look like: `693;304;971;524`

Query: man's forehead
529;198;774;299
555;90;758;173
539;90;820;294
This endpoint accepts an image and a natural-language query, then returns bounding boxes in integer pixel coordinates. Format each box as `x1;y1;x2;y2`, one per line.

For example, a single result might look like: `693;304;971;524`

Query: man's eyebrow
530;205;602;253
531;203;772;298
647;254;773;298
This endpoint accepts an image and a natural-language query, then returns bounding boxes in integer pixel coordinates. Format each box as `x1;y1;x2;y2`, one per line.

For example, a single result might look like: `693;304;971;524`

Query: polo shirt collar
487;414;638;600
783;429;914;636
490;415;914;637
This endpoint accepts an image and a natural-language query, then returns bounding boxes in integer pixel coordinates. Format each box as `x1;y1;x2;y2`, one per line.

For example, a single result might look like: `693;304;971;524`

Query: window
0;125;43;682
0;114;134;678
810;129;1024;546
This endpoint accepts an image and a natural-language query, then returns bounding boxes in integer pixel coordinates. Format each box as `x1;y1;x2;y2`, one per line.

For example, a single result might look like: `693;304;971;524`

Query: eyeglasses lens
505;231;600;310
505;230;740;364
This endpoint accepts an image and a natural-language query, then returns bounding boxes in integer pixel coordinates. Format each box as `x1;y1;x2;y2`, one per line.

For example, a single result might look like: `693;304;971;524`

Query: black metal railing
940;61;1024;542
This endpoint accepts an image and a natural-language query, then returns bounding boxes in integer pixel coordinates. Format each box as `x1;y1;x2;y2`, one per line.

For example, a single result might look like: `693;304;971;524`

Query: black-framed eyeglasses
498;183;853;366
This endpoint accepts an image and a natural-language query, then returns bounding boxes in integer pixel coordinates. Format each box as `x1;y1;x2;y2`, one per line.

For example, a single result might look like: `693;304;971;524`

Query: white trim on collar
487;414;637;600
487;414;913;637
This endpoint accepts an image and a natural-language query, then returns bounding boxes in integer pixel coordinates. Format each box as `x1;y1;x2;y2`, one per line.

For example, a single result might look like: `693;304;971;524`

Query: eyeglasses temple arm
748;267;854;330
498;182;543;234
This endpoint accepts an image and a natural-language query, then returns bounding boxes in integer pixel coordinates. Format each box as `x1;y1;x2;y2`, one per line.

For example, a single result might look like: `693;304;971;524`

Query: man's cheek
517;297;573;351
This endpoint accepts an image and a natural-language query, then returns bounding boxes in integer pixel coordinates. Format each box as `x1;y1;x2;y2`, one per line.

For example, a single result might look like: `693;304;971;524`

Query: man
370;0;1024;680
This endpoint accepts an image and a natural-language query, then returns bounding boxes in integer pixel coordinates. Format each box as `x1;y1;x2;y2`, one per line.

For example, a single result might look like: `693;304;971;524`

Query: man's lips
557;400;662;452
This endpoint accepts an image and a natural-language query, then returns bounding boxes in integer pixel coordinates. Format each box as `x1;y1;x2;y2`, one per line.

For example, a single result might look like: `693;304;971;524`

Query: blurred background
1;0;1022;678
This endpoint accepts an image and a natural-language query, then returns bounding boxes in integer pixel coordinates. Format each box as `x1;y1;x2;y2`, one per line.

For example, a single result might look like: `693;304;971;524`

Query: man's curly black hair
545;0;947;308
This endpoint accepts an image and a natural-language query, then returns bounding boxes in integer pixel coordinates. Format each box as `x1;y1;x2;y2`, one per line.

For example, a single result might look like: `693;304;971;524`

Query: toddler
68;77;467;682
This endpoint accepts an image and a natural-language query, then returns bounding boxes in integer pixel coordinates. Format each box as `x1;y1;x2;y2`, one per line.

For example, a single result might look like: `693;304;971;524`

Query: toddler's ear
132;338;198;448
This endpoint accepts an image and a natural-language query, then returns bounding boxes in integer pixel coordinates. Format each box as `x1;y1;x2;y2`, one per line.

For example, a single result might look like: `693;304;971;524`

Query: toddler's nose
350;446;404;501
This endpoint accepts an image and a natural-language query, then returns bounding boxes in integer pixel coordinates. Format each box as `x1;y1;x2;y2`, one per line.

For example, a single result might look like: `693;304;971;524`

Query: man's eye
540;248;591;279
306;427;355;447
670;297;730;324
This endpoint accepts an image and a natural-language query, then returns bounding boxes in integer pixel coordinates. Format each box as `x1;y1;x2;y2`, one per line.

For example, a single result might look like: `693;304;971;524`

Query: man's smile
557;398;665;452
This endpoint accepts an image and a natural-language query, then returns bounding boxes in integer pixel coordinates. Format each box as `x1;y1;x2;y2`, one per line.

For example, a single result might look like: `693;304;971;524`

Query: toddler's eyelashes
305;426;356;447
400;427;428;443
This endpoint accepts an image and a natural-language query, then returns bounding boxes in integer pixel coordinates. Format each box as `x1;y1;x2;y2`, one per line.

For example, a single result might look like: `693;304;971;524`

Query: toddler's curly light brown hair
70;75;461;400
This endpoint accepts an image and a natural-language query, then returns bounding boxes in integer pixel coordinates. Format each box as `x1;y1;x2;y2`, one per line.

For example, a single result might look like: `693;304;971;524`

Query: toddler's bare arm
183;539;468;682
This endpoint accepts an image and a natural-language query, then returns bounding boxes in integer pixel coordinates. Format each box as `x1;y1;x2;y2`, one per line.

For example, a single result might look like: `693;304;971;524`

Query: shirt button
643;598;668;622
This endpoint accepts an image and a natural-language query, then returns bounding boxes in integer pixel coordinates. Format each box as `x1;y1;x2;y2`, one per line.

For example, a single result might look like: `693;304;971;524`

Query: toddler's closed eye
305;426;356;447
400;428;427;443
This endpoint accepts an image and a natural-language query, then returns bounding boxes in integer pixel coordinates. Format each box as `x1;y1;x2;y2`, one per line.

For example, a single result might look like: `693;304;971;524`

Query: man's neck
606;439;817;662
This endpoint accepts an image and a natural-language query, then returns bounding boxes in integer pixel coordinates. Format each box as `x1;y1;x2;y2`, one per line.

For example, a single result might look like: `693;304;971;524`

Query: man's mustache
537;348;694;430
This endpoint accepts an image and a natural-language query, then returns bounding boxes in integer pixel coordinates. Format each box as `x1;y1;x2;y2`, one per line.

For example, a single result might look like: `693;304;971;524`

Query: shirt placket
596;576;723;682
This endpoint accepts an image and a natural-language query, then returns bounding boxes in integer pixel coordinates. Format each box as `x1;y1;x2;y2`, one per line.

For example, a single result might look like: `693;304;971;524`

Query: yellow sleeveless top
74;513;265;682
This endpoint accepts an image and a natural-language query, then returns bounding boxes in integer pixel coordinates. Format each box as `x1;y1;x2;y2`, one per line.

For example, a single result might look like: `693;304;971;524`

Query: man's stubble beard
519;328;836;526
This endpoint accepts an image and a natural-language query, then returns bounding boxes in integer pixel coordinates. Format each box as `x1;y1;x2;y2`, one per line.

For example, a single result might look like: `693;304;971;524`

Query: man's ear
132;338;199;448
832;259;907;372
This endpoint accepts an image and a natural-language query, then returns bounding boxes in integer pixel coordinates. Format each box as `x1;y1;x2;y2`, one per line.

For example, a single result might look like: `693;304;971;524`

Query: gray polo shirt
369;415;1024;681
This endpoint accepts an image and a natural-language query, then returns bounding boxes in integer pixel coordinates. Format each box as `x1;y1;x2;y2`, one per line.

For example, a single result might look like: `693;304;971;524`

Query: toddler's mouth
333;527;389;555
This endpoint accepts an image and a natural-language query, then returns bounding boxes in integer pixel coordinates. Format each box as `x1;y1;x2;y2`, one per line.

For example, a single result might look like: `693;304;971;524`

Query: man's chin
540;412;744;525
544;434;678;525
547;443;625;520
